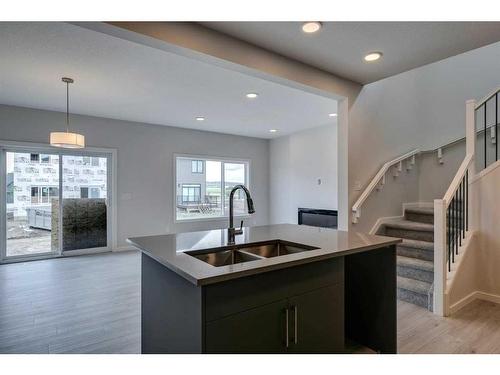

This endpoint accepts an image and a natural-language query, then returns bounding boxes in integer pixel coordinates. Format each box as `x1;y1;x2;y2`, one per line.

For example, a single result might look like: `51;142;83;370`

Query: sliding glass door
1;147;111;262
4;151;60;258
61;155;108;252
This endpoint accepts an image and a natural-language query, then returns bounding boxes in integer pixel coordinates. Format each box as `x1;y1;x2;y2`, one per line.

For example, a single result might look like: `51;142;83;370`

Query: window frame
0;140;118;263
174;154;251;223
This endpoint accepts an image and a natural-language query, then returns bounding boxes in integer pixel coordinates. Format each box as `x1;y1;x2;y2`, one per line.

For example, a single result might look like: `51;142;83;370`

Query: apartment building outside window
176;155;249;221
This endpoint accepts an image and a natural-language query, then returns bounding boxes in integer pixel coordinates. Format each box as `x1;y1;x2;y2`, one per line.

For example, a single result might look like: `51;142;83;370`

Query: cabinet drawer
204;257;344;322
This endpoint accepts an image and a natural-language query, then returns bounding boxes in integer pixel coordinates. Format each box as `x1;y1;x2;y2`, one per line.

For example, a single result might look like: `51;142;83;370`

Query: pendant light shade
50;77;85;149
50;132;85;148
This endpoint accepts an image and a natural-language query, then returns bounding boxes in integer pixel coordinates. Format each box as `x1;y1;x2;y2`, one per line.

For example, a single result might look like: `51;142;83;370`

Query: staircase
378;206;434;311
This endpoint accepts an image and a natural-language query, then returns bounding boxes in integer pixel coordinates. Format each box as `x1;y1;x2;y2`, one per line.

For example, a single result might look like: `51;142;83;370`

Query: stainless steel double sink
186;240;320;267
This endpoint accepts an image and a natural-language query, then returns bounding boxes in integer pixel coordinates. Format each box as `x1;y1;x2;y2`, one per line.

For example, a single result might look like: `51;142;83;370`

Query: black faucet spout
228;184;255;245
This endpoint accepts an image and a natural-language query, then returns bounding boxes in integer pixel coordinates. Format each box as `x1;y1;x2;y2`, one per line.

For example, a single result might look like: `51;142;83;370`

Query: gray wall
0;104;270;248
349;41;500;231
418;142;466;203
269;123;338;224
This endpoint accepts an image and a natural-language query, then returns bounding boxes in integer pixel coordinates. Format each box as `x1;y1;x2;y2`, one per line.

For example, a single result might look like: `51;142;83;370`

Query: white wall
418;142;466;202
0;104;270;248
349;41;500;230
269;123;338;224
470;162;500;297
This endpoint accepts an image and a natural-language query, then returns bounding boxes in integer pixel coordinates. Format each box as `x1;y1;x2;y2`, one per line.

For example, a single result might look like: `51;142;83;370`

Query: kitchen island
128;224;401;354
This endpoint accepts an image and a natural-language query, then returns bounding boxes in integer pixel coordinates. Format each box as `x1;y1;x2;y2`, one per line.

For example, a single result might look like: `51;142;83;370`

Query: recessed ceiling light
246;93;258;99
195;117;205;121
302;22;322;34
364;52;383;62
269;129;278;133
329;113;337;117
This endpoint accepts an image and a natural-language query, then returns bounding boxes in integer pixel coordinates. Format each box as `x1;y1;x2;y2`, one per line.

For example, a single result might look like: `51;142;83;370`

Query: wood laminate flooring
1;251;500;354
0;251;140;354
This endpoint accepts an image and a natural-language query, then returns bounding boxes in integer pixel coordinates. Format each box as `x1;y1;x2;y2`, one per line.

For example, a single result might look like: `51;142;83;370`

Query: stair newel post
433;198;447;316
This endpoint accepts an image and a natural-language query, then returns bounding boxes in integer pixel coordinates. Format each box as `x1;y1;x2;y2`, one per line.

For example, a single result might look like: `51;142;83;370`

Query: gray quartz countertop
127;224;401;286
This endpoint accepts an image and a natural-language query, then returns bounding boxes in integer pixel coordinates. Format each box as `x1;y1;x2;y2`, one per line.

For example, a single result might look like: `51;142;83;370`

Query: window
176;156;249;221
30;153;39;163
30;186;59;204
49;187;59;198
181;184;201;203
82;156;91;165
90;187;100;198
40;154;50;164
191;160;204;174
31;186;39;203
80;187;89;198
91;157;100;167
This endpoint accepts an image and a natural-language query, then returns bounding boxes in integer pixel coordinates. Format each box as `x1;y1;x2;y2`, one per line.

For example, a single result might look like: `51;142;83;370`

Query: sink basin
189;249;261;267
237;240;319;258
187;240;319;267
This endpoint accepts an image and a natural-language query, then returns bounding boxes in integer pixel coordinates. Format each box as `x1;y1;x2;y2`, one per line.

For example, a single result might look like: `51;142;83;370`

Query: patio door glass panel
61;155;108;252
5;151;60;258
223;162;246;216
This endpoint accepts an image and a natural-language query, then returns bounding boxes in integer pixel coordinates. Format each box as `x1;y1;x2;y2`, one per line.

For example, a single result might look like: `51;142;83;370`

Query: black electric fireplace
298;208;338;229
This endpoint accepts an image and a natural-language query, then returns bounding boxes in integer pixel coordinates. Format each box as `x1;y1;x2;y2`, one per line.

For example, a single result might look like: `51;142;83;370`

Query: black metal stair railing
446;170;468;272
476;90;499;170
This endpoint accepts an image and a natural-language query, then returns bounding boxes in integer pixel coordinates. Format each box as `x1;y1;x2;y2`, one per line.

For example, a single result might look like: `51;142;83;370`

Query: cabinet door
205;299;288;353
288;284;344;353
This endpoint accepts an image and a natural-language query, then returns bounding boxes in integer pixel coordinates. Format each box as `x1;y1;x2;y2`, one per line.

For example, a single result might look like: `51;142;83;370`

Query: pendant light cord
66;80;70;133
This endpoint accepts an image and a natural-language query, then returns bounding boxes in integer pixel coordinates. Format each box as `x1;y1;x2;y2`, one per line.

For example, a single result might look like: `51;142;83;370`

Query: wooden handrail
475;86;500;109
443;153;473;207
351;148;420;223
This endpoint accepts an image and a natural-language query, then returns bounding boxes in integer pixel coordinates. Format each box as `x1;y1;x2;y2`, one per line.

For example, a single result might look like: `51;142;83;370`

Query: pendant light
50;77;85;148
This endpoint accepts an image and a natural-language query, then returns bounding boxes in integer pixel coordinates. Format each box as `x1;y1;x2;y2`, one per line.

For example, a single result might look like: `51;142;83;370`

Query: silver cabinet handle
285;308;289;348
293;305;298;344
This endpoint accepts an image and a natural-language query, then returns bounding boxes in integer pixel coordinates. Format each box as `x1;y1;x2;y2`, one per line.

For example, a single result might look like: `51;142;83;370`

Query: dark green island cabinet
140;244;397;354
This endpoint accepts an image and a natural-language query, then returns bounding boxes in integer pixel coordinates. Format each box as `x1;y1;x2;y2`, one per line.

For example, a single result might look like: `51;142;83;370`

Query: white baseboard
448;291;478;315
476;291;500;305
448;290;500;315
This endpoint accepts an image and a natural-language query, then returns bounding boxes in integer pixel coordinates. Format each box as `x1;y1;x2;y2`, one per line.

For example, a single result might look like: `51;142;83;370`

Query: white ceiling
0;22;337;139
202;22;500;84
